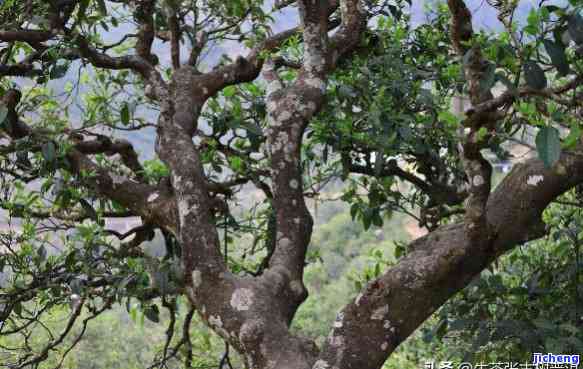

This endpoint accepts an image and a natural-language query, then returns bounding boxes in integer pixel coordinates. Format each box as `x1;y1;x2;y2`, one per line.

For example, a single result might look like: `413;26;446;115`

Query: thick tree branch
147;2;369;369
0;30;54;44
347;159;466;207
262;0;330;288
167;4;181;70
0;89;176;233
194;3;342;102
134;0;156;63
448;0;494;236
73;35;153;77
468;75;583;116
74;137;145;180
316;144;583;369
0;63;43;77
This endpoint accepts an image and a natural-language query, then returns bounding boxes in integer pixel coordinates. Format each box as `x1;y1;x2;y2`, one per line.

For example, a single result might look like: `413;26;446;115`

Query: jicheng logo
533;353;580;367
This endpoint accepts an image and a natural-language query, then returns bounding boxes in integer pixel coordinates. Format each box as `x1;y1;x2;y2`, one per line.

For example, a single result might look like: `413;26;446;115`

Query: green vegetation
1;0;582;368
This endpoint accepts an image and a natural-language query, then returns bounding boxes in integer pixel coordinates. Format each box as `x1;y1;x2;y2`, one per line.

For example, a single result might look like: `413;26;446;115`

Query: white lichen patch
278;110;292;122
178;199;190;224
111;174;125;186
208;315;230;339
289;280;304;296
185;286;196;302
381;342;389;351
230;288;254;311
328;335;344;347
371;305;389;320
527;175;544;186
279;237;292;249
145;84;153;96
147;192;160;203
191;270;202;289
333;312;344;328
304;77;326;93
177;196;200;226
266;80;282;96
383;320;391;329
266;100;278;113
472;175;484;187
240;320;260;342
305;52;325;72
289;179;299;189
355;293;364;306
313;360;330;369
208;315;223;328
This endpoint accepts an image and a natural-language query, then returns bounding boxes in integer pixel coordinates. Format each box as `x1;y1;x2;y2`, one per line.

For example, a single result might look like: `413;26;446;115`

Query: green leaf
240;121;263;136
523;61;547;90
434;319;448;340
568;13;583;45
13;302;22;316
374;152;384;177
0;104;8;126
129;305;137;323
536;126;561;168
526;9;541;35
562;123;581;149
143;304;160;323
69;278;83;294
152;270;169;295
49;63;69;80
223;86;237;98
476;127;488;142
543;5;561;14
350;203;359;221
244;83;261;97
41;142;57;164
120;103;130;125
533;318;557;331
543;40;570;76
228;156;243;172
371;209;383;227
362;209;372;230
438;111;461;128
77;0;90;22
479;62;496;94
37;245;47;261
96;0;107;16
495;72;518;97
79;199;98;221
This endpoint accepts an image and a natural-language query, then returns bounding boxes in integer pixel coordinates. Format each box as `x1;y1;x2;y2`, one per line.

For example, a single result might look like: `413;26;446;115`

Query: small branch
134;0;156;63
14;298;85;369
74;137;145;180
167;6;181;69
0;30;53;43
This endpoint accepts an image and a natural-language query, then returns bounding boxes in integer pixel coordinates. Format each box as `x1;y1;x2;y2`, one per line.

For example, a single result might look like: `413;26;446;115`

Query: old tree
0;0;582;367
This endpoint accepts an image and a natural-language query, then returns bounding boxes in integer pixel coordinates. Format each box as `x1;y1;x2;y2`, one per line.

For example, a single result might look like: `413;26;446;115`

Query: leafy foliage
427;191;583;361
0;0;582;368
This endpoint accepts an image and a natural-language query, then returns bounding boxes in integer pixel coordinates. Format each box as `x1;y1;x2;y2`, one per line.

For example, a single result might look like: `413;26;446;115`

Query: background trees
0;0;582;368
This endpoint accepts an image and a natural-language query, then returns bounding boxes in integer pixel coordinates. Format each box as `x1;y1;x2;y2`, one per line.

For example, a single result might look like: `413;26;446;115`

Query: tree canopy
0;0;582;368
